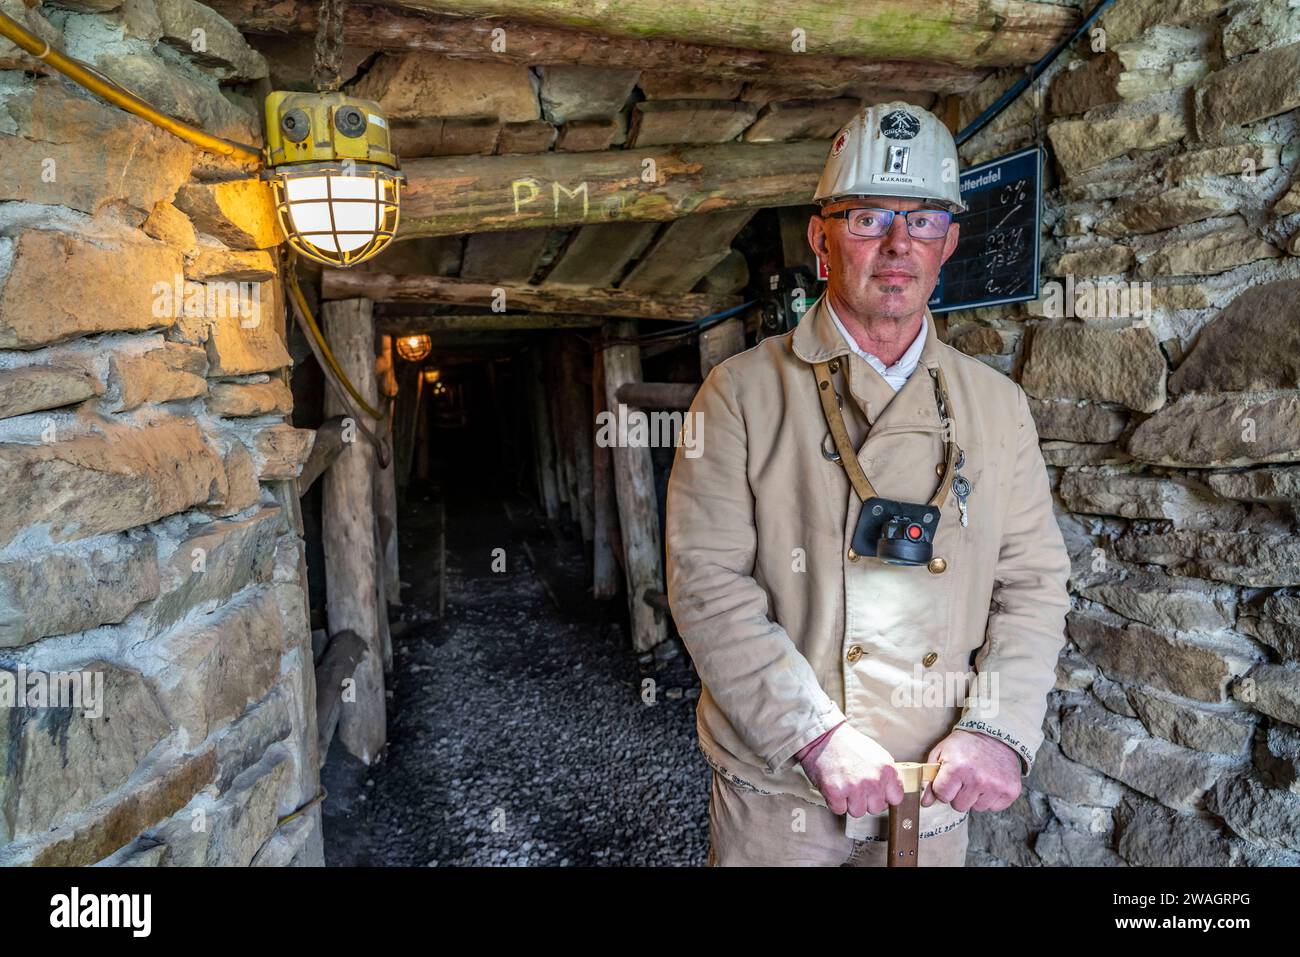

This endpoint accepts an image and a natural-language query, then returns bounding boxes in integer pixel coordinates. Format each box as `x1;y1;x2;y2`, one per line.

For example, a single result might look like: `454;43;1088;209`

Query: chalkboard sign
928;146;1042;314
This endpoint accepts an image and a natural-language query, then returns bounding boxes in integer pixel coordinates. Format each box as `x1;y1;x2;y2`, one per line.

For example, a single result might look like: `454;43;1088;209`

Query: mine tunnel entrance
298;318;726;866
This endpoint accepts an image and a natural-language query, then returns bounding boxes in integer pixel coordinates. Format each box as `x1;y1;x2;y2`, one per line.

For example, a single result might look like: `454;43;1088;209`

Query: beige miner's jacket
664;293;1072;839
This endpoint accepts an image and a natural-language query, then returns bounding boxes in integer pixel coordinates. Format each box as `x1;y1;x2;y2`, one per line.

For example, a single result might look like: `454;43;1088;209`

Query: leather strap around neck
812;356;960;509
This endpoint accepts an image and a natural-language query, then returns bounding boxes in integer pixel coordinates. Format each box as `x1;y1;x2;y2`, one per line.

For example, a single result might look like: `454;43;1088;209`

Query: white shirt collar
823;297;927;393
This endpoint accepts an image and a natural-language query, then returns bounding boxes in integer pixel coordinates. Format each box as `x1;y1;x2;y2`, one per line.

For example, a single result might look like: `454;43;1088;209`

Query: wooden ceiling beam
376;312;603;333
377;0;1077;68
206;0;990;95
324;272;740;321
397;139;826;238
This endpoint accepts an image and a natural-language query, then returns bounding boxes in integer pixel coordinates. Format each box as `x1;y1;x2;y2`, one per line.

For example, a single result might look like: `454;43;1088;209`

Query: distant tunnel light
397;335;432;362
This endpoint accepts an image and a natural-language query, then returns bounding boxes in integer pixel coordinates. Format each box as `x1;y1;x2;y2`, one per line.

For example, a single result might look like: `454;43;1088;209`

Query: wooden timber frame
272;0;1079;673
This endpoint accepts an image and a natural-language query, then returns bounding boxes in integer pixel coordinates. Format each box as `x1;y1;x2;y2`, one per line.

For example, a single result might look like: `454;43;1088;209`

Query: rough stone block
1059;704;1237;811
1066;607;1258;701
0;79;194;215
0;229;183;349
0;417;223;548
1115;527;1300;587
1021;323;1167;412
0;662;172;844
1169;279;1300;393
0;538;159;647
1137;226;1279;278
1127;391;1300;467
149;506;281;629
206;379;293;417
144;586;285;743
173;179;281;251
0;366;101;419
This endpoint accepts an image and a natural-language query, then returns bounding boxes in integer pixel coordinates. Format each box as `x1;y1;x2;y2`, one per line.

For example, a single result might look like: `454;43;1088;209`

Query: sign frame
928;145;1043;315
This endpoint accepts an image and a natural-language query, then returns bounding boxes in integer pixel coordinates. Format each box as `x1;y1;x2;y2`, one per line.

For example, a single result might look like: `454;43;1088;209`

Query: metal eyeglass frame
822;206;954;240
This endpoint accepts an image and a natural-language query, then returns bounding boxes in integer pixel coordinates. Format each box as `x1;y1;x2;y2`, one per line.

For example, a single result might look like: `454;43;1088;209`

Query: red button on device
907;524;922;540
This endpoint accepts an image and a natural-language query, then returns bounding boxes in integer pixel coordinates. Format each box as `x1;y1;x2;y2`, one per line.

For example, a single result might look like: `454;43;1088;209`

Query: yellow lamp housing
262;91;405;268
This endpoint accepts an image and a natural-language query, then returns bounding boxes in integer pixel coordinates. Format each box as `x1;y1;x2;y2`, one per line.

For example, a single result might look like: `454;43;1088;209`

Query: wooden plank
391;117;501;158
314;630;368;764
376;312;602;333
323;272;741;321
543;222;658;287
382;0;1077;68
615;381;698;408
742;97;861;143
206;1;991;95
601;321;667;650
699;316;747;377
620;208;756;293
496;119;557;153
297;415;349;497
398;138;829;238
639;71;744;100
460;228;553;282
695;249;750;296
321;298;387;764
556;117;622;152
625;100;759;148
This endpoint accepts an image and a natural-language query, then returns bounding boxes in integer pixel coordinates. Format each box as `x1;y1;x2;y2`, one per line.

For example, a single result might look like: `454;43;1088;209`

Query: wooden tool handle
886;762;942;868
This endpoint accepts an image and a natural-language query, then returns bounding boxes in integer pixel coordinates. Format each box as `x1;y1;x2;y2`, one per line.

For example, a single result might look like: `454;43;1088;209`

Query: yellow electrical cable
0;10;262;164
286;255;385;421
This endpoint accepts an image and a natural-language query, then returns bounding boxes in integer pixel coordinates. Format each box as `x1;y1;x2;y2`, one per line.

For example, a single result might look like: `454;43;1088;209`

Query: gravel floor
322;483;710;866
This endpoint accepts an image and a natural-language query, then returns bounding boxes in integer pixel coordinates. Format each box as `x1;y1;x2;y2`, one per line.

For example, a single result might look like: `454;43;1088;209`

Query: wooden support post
321;298;387;764
601;320;668;651
558;335;595;545
591;339;621;599
528;345;561;520
546;338;574;521
375;336;401;606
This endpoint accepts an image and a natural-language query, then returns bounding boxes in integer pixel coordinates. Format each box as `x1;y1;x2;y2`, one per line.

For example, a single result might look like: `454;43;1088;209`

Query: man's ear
807;214;831;264
939;221;961;266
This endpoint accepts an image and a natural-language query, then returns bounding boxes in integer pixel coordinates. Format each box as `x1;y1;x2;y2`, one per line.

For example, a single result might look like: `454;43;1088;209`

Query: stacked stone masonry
951;0;1300;865
0;0;321;866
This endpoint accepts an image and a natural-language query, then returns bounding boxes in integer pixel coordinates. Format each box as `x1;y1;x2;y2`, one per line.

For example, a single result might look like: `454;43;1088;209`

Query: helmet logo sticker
831;129;849;156
880;110;921;140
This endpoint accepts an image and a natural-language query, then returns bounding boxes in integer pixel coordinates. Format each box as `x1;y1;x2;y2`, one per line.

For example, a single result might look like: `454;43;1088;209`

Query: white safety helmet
815;100;967;214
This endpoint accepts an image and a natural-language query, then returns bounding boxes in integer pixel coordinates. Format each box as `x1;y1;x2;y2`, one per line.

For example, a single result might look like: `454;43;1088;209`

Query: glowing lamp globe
396;334;432;362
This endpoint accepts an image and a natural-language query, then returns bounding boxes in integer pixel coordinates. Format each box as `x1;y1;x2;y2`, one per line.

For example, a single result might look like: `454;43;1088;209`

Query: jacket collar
792;291;946;429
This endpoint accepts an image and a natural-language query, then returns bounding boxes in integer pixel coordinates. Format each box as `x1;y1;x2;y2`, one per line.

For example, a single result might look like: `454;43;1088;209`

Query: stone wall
0;0;320;865
951;0;1300;865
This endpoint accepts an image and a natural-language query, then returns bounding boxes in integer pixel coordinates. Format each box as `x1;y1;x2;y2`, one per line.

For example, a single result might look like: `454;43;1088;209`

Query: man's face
807;195;960;322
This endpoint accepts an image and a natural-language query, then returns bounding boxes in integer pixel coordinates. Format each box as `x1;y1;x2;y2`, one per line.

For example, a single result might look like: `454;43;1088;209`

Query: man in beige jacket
664;102;1072;867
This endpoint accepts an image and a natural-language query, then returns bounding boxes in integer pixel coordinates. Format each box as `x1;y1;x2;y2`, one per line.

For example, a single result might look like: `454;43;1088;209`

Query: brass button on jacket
928;556;947;574
846;645;865;663
922;651;938;667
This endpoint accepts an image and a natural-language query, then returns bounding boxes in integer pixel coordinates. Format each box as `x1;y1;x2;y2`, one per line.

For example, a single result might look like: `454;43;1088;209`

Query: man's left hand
919;729;1021;813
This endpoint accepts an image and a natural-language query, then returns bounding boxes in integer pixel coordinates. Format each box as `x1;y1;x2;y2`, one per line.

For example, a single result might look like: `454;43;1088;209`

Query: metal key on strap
887;761;942;867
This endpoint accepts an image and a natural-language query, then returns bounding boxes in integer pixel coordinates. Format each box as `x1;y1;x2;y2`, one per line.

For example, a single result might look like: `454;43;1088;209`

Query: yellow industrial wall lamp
0;12;404;269
263;92;405;268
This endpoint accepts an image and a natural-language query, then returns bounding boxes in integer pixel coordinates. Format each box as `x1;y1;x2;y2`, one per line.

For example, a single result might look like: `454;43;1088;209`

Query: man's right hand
797;722;904;817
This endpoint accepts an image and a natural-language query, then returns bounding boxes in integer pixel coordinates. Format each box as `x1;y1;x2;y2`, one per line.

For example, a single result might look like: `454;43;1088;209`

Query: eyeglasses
823;207;953;240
